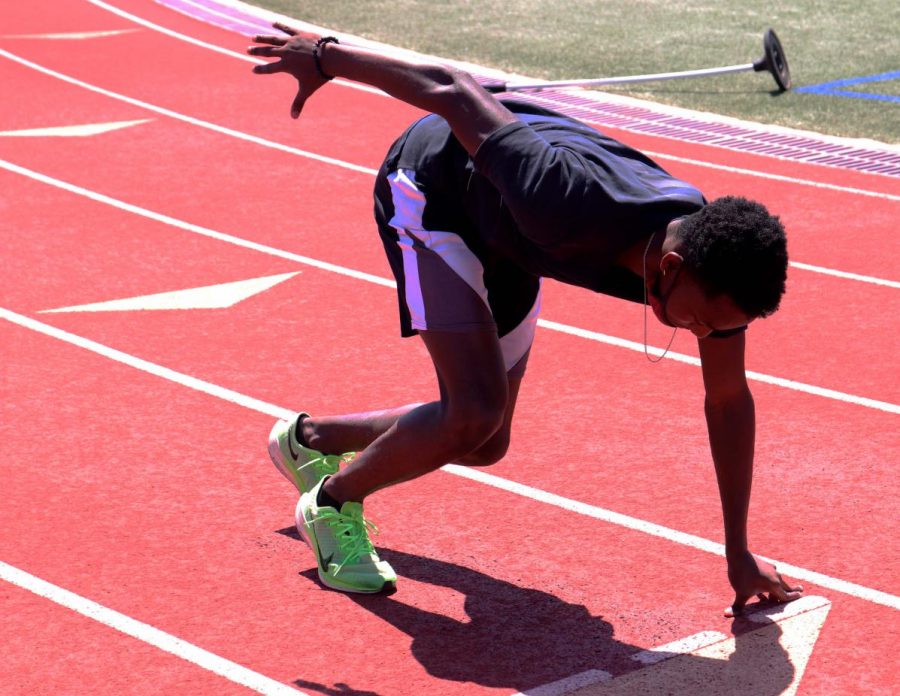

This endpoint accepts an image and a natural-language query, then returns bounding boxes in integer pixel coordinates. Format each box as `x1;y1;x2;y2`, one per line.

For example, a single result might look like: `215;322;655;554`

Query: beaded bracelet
313;36;340;80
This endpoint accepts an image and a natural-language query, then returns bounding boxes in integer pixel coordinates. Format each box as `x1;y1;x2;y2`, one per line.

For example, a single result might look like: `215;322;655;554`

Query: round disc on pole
754;28;792;91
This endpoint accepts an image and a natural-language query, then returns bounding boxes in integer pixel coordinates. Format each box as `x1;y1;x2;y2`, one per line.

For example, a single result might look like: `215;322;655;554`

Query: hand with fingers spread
725;550;803;617
248;23;336;118
246;22;517;153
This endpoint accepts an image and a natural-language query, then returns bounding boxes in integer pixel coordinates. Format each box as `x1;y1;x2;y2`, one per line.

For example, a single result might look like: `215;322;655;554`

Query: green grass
249;0;900;143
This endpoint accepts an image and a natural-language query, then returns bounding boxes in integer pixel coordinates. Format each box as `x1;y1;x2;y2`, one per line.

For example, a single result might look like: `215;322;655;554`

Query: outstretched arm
248;23;517;155
698;332;803;617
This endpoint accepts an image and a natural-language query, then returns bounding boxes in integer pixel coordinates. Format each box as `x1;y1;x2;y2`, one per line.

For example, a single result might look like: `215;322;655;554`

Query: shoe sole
295;497;394;595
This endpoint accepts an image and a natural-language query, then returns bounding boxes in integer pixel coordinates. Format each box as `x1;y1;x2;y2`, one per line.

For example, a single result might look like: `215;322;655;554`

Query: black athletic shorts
374;161;538;379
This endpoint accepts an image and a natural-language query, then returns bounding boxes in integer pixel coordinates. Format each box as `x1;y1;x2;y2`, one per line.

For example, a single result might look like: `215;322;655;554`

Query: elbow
425;65;491;106
418;64;470;99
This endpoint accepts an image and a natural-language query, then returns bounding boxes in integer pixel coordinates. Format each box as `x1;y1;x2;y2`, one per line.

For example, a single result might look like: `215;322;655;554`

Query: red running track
1;1;898;695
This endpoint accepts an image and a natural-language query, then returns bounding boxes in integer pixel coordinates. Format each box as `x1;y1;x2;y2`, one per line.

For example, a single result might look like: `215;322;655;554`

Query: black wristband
313;36;339;80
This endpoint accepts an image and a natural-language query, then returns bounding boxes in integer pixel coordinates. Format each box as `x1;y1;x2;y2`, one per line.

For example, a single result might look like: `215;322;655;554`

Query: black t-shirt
381;101;743;336
471;101;706;297
385;101;704;299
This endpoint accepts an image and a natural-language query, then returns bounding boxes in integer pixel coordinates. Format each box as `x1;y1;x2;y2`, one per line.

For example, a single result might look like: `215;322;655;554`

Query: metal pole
489;63;755;93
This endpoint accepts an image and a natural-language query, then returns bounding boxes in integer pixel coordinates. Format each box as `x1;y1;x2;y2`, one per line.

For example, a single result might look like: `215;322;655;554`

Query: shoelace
306;452;355;476
318;506;379;573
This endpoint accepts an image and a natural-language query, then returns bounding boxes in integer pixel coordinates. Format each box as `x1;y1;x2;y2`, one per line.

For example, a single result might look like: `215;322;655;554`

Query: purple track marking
155;0;900;179
155;0;272;35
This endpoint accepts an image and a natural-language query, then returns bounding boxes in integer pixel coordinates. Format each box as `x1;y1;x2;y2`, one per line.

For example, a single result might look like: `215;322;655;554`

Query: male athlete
249;24;803;616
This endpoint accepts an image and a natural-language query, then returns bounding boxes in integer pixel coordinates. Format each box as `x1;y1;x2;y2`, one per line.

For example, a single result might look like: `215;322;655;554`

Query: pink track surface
2;1;898;695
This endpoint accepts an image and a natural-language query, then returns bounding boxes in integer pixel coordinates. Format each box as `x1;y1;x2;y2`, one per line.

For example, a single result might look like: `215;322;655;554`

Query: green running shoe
297;478;397;594
267;413;351;495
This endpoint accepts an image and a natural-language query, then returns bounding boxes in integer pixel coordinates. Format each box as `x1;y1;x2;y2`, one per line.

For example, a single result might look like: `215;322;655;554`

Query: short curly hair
675;196;788;318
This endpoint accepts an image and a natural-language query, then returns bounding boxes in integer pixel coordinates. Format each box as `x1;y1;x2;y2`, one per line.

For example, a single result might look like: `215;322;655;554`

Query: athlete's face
647;254;753;338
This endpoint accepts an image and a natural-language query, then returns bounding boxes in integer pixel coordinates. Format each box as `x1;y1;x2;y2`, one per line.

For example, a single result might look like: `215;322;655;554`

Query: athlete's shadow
337;548;797;695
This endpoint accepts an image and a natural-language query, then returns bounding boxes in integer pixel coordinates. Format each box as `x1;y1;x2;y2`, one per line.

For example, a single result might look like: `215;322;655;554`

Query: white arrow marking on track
515;596;831;696
1;29;139;40
39;272;300;313
0;119;151;138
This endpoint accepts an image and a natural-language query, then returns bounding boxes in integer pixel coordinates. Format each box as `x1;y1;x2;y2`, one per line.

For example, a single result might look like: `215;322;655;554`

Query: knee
441;396;507;457
459;430;510;467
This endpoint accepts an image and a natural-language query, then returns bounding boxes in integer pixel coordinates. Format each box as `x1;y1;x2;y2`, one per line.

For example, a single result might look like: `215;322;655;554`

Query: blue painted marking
819;91;900;104
796;71;900;103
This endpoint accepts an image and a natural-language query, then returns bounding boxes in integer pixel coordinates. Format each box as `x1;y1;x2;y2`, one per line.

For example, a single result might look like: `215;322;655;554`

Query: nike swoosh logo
309;518;335;571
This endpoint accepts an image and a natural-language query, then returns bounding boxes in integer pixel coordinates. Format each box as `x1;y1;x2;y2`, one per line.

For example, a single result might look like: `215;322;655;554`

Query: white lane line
0;45;897;288
87;0;257;63
646;150;900;203
0;158;391;288
2;156;897;415
788;261;900;289
1;306;897;612
0;306;291;418
538;319;900;415
442;464;900;611
1;29;140;40
0;48;378;178
0;561;305;695
87;0;900;201
82;0;385;97
0;119;151;137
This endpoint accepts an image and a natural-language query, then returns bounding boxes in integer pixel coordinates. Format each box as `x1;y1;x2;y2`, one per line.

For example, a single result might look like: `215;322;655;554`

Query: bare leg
302;375;521;464
321;329;510;505
455;375;521;466
301;404;425;454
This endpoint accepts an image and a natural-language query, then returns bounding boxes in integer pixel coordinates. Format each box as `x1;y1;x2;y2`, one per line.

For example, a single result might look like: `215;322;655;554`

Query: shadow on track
291;545;798;695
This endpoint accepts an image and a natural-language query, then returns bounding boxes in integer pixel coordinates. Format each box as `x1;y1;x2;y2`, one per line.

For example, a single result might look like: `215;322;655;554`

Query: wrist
723;520;749;559
725;545;750;561
313;36;339;80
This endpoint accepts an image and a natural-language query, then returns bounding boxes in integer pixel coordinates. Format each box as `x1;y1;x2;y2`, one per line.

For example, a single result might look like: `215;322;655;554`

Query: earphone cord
643;231;678;363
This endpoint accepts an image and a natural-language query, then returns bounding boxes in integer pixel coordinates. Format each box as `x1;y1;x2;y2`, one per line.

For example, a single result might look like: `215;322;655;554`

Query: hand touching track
725;551;803;617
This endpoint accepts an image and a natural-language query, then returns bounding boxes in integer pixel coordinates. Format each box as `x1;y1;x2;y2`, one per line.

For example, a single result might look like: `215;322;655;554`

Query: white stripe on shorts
388;169;490;326
499;282;541;373
387;168;539;372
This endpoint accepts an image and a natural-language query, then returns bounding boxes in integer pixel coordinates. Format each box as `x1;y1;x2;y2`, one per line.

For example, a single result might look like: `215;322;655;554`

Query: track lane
0;0;422;172
2;2;898;694
76;0;900;198
1;43;896;285
1;581;260;696
1;113;897;408
5;2;900;227
2;318;897;696
3;6;896;290
5;47;897;398
1;34;896;594
1;183;897;597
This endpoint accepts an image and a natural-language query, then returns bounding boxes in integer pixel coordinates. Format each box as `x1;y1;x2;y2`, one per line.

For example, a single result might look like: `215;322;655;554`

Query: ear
659;251;684;275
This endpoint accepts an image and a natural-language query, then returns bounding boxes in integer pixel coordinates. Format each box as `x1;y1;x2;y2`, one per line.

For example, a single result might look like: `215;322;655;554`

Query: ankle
322;475;362;508
296;414;319;450
319;477;347;509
